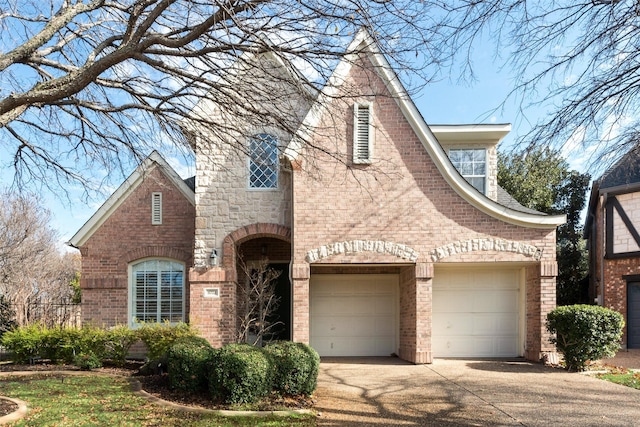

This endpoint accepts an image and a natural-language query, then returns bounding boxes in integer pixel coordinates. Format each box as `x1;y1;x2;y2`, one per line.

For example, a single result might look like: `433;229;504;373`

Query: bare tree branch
434;1;640;168
0;0;440;197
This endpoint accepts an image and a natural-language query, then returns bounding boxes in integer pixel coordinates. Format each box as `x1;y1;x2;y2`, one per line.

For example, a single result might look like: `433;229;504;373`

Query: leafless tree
0;191;80;327
433;1;640;168
0;0;442;197
236;257;282;346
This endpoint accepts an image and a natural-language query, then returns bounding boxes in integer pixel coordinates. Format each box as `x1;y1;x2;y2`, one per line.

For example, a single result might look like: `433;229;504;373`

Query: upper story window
353;103;373;164
449;148;486;194
249;133;279;189
130;259;184;325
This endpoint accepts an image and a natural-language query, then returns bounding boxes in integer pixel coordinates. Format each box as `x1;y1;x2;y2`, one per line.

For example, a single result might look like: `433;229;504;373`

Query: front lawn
0;373;315;426
596;368;640;390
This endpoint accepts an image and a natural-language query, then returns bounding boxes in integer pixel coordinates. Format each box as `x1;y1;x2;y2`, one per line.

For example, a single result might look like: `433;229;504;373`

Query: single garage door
433;268;522;358
310;274;398;357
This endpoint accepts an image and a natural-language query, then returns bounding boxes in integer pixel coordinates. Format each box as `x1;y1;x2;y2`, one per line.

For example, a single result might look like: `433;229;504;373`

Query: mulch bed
0;398;18;418
0;361;314;415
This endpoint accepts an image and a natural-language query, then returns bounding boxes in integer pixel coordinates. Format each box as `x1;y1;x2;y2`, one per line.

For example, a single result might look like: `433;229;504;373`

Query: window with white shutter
129;259;184;325
151;192;162;225
353;103;373;164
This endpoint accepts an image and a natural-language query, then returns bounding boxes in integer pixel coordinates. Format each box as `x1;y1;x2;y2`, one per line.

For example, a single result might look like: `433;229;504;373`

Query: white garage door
433;268;522;358
310;274;398;357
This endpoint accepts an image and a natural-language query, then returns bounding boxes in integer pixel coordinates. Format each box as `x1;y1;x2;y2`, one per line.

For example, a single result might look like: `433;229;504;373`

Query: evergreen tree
498;149;591;305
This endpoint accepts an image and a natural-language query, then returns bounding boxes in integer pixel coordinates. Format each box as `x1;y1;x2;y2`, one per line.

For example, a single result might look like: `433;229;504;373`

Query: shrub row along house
68;31;565;363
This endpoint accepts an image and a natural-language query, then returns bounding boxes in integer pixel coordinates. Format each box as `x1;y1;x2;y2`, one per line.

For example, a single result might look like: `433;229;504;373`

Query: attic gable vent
151;192;162;225
353;103;373;164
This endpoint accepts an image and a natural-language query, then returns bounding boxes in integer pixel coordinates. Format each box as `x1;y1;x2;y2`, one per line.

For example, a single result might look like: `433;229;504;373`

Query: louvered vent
151;192;162;225
353;103;372;163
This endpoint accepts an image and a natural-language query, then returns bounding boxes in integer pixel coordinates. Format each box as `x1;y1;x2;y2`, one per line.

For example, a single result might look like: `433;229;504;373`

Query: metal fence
22;299;81;328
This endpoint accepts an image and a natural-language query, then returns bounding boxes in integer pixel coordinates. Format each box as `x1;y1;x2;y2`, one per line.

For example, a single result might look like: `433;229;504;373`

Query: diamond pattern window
249;134;279;189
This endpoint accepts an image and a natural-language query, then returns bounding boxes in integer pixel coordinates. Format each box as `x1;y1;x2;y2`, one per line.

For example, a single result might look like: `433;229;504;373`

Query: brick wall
79;166;195;327
603;257;640;346
590;190;640;347
291;54;557;363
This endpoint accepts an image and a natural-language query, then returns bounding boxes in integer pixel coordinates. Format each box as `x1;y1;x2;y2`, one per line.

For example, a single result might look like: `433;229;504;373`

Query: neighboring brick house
69;31;565;363
585;146;640;349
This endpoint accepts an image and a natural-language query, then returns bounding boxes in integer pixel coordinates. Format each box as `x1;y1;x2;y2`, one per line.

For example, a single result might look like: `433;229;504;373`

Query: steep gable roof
286;29;565;229
598;146;640;190
585;145;640;236
67;151;195;248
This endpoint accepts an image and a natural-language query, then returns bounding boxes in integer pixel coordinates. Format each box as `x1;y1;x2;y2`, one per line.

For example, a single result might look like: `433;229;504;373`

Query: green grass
596;368;640;390
0;374;315;427
597;372;640;389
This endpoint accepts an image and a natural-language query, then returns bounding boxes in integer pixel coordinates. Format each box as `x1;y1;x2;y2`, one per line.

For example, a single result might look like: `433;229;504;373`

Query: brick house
69;31;565;363
585;146;640;349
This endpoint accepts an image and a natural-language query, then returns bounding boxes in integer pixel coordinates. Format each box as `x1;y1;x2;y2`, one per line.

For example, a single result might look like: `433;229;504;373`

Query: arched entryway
236;236;292;342
219;224;292;344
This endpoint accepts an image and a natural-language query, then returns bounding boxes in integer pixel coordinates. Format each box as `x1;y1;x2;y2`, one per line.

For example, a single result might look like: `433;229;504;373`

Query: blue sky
2;40;582;250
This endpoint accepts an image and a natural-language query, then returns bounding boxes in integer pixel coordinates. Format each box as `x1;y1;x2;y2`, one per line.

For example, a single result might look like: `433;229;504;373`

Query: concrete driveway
314;357;640;426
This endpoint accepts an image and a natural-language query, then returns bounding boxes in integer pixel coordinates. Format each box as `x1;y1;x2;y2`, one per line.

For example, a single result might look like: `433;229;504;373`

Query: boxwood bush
547;304;624;371
264;341;320;396
167;335;214;392
208;343;274;404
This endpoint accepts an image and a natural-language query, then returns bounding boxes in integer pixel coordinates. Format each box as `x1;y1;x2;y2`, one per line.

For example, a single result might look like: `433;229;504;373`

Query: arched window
249;133;278;189
129;259;184;325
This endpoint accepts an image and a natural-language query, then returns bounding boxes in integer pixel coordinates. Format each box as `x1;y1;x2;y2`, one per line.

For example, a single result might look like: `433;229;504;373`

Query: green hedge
547;304;624;371
167;336;214;392
0;322;199;369
136;321;198;361
104;325;138;366
208;343;274;404
263;341;320;396
0;324;46;363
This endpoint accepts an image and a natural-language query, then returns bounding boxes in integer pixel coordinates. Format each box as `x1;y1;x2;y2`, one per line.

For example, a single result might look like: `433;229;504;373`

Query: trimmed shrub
136;322;198;361
78;326;108;361
41;326;108;364
74;351;102;370
547;304;625;371
104;325;138;366
209;343;274;404
0;324;45;363
264;341;320;396
167;336;214;392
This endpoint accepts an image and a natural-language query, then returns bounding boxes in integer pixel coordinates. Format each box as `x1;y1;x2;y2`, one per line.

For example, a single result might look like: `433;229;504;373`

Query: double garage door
310;268;522;358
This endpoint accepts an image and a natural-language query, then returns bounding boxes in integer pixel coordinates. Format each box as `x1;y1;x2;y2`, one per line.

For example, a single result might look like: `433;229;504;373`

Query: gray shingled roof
184;176;195;192
598;146;640;189
496;186;547;215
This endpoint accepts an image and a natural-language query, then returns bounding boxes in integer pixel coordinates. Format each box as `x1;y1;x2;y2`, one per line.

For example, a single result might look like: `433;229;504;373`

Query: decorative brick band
429;238;542;262
306;240;419;263
222;223;291;270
